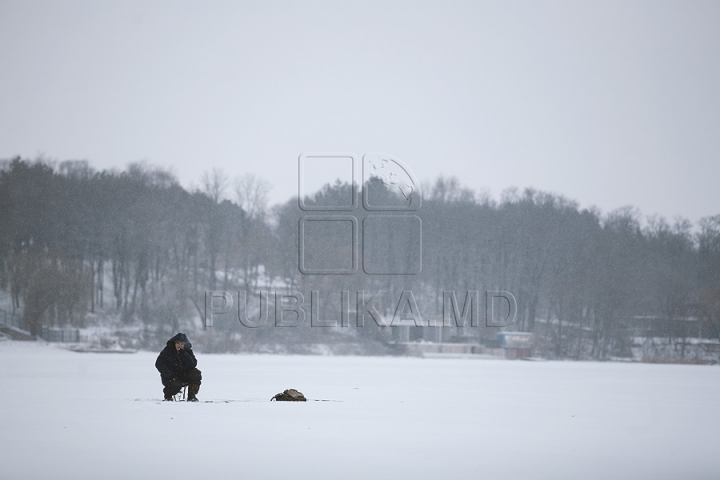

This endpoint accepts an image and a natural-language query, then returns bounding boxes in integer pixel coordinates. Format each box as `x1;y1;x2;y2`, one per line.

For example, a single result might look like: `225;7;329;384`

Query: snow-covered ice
1;341;719;480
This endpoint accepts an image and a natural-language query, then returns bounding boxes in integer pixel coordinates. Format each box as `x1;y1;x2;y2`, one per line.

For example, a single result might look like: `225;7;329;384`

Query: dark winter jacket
155;333;198;386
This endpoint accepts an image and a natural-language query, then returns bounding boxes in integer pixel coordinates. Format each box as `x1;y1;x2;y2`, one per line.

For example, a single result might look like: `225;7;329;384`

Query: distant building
497;332;533;359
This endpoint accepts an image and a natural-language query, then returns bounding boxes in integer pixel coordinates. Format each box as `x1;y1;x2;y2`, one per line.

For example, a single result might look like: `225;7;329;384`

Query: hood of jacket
166;332;192;349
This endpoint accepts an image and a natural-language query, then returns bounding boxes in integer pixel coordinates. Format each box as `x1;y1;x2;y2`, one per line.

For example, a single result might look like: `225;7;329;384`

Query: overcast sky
1;1;718;223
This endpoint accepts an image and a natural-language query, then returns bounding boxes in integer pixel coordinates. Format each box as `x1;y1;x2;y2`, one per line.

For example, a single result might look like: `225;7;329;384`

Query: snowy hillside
2;341;719;480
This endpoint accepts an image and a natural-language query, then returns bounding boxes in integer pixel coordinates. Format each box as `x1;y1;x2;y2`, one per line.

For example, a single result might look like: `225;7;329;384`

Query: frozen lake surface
2;341;719;480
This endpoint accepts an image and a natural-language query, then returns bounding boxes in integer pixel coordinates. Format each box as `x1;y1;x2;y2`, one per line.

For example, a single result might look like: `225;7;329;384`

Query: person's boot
163;383;180;401
187;383;200;402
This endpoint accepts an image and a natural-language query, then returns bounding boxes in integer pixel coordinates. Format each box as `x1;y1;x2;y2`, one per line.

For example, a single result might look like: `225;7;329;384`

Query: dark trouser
163;368;202;398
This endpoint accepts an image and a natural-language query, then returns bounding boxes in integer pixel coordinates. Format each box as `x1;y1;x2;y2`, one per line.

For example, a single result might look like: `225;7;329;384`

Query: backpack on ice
271;389;307;402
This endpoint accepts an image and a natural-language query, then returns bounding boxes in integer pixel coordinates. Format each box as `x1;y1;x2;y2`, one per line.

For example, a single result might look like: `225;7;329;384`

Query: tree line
1;157;718;358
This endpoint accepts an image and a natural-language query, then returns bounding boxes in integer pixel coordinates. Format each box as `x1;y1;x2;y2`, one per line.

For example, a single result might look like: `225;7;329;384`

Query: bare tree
202;168;229;204
234;173;272;220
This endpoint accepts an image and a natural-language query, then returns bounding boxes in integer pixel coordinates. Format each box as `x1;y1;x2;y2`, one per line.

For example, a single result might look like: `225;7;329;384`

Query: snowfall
1;341;719;480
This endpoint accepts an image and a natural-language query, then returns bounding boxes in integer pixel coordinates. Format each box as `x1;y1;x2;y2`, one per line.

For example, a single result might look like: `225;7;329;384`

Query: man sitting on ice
155;333;202;402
